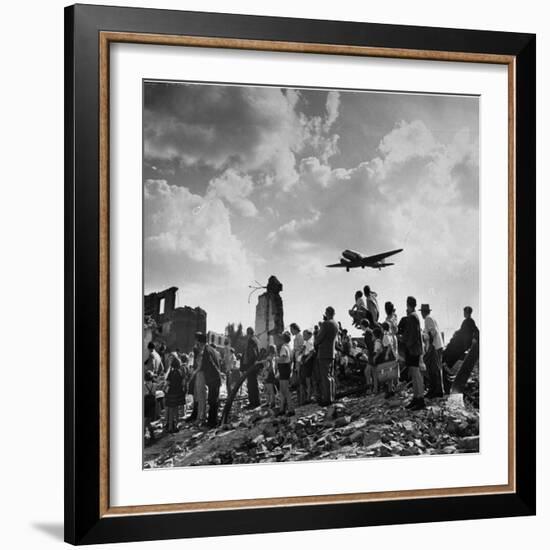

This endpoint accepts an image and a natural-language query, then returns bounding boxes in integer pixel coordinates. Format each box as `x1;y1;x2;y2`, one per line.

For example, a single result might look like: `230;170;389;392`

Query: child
262;345;278;408
164;353;185;433
363;326;383;395
277;332;295;416
144;370;157;445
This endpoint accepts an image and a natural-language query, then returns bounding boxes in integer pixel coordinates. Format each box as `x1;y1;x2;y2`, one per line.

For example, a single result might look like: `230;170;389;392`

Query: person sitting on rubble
442;306;479;393
349;290;367;328
276;331;295;416
261;345;278;409
363;285;380;325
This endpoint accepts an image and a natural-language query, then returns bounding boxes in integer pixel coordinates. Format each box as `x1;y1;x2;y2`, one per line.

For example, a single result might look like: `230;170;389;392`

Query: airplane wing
326;262;349;268
361;248;403;264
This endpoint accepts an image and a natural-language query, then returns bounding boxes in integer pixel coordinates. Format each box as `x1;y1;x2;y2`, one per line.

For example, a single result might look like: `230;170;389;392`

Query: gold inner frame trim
98;31;517;518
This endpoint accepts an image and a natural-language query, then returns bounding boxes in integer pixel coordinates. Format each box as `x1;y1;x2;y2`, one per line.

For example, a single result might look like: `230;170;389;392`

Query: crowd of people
143;286;479;444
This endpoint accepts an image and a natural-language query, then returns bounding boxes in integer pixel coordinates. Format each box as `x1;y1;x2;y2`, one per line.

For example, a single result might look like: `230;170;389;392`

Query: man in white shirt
145;341;163;376
419;304;444;398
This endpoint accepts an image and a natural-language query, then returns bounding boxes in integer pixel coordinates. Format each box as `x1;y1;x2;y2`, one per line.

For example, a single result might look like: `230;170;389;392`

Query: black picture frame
65;3;536;545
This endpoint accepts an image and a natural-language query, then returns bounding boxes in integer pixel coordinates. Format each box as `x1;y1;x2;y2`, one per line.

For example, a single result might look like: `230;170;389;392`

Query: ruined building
144;287;206;354
254;275;284;349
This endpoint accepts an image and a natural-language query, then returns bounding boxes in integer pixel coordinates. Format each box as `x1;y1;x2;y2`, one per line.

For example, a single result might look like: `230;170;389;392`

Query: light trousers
409;366;425;398
278;380;294;412
194;370;207;422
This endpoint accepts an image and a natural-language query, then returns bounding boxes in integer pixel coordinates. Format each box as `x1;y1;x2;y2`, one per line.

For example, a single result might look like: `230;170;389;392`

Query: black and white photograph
142;80;480;468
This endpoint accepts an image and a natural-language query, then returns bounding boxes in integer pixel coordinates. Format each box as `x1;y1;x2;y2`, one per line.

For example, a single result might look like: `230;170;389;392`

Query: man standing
419;304;444;399
314;306;339;406
193;332;221;428
242;327;260;409
401;296;425;410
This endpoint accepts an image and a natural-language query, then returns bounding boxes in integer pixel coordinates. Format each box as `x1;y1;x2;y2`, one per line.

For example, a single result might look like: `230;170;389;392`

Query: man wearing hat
192;331;221;428
401;296;425;410
419;304;444;399
314;306;339;406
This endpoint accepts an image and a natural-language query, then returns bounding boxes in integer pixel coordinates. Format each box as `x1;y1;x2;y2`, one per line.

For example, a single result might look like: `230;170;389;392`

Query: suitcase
375;361;400;384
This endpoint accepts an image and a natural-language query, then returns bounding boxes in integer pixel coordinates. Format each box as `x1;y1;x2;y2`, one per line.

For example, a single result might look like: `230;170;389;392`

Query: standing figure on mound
401;296;425;410
314;306;339;406
276;332;295;416
242;327;261;409
419;303;444;399
191;331;221;428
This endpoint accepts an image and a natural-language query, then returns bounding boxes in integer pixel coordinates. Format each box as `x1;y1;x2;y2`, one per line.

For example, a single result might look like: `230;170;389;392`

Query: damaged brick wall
144;286;207;353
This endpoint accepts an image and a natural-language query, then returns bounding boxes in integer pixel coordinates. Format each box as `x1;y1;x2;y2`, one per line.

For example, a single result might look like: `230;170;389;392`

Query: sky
143;81;479;339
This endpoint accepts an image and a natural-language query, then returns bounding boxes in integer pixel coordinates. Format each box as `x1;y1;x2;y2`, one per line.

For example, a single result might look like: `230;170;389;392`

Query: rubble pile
144;379;480;468
463;365;480;408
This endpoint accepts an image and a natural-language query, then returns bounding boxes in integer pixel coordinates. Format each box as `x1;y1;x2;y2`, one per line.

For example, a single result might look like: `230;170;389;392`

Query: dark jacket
403;312;423;357
459;317;479;349
242;335;260;369
315;318;339;359
199;344;222;385
363;328;374;361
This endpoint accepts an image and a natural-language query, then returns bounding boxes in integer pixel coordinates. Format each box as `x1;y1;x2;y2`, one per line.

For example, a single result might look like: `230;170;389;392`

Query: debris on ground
143;366;479;468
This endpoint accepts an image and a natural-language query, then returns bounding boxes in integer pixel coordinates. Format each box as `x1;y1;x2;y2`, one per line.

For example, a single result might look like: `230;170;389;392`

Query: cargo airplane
326;248;403;272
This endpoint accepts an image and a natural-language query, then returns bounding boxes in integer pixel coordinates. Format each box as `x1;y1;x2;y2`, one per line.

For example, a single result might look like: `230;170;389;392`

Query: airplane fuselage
342;249;362;261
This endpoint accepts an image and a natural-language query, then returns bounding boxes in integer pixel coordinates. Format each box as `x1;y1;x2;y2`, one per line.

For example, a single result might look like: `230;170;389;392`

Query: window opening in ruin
159;297;165;315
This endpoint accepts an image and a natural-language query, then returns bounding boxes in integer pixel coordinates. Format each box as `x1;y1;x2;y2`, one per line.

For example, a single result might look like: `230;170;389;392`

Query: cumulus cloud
267;210;321;247
144;179;253;290
145;84;345;194
324;91;341;131
298;157;333;188
206;169;258;217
